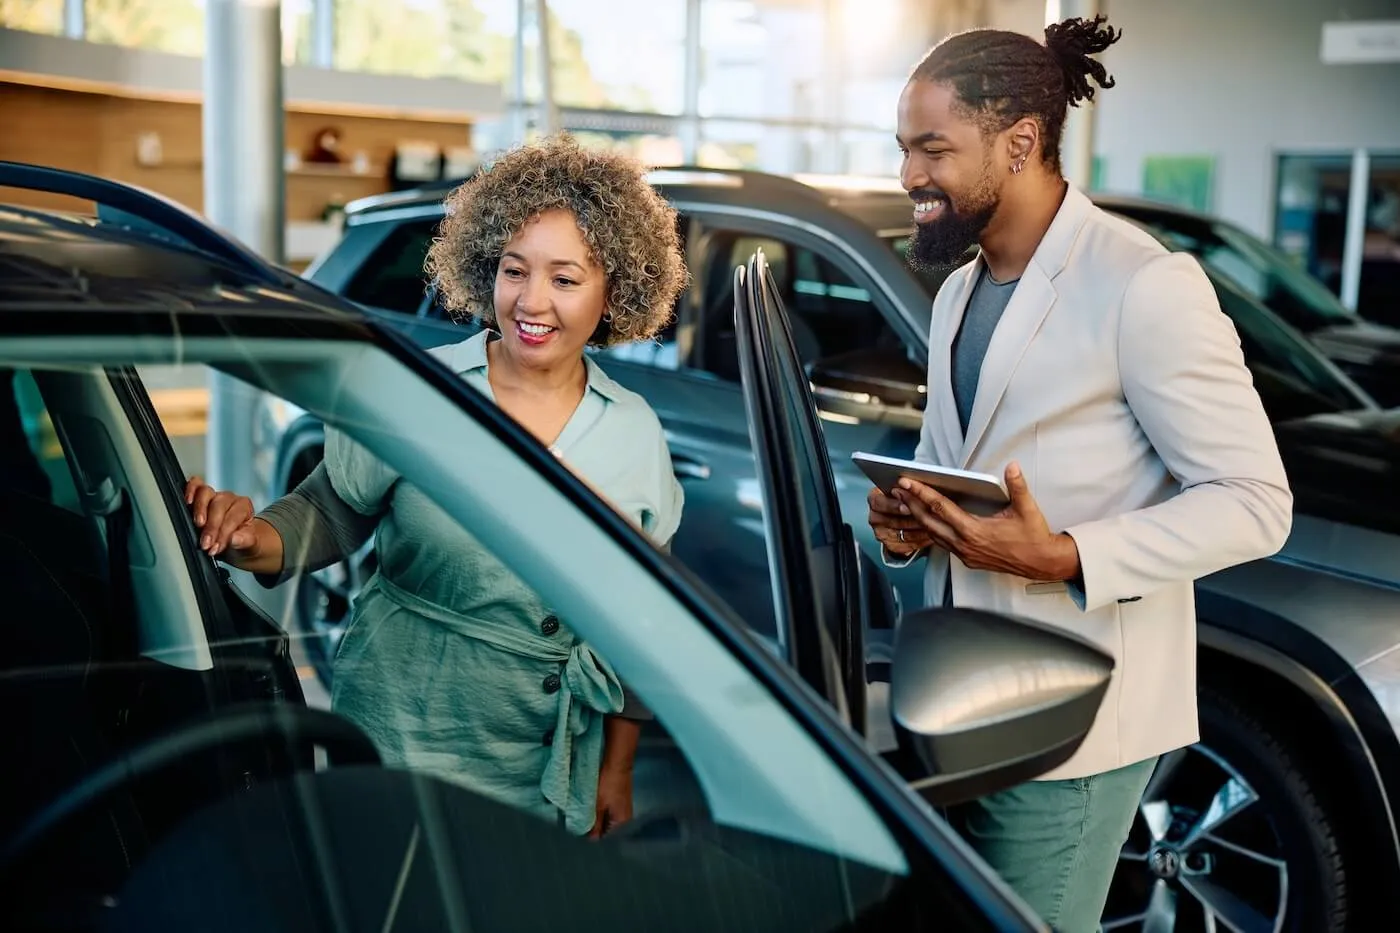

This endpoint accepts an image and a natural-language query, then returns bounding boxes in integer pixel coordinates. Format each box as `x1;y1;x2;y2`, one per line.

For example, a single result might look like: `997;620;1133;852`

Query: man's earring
1011;158;1026;175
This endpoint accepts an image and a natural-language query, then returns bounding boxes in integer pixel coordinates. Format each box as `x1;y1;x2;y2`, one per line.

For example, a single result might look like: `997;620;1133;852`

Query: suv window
697;230;900;382
2;367;80;512
1212;278;1371;420
341;219;439;314
596;213;688;370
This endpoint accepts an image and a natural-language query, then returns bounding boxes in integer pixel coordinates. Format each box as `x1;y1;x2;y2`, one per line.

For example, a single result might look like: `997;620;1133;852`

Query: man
868;15;1293;932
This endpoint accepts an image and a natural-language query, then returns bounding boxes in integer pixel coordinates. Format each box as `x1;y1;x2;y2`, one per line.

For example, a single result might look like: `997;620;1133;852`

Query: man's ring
898;529;905;543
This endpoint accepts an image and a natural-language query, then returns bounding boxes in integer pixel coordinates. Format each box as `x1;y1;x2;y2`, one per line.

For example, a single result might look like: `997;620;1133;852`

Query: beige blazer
897;185;1293;779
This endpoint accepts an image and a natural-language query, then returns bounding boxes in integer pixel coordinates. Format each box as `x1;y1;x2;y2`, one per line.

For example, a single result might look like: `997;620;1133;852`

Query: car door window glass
3;366;81;512
341;219;439;314
5;327;1068;929
698;230;899;383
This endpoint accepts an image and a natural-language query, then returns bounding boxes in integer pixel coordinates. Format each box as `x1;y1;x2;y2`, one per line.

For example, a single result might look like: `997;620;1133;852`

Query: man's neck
978;175;1069;283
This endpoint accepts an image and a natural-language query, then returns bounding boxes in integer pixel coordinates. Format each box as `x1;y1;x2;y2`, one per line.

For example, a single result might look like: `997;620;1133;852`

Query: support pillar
203;0;284;496
1049;0;1100;191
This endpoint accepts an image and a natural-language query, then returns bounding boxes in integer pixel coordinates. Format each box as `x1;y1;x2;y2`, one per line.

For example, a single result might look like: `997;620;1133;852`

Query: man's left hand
895;462;1080;583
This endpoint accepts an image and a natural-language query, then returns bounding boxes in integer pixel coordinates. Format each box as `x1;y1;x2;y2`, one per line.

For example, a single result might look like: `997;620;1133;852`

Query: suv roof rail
341;164;836;220
0;161;284;284
648;165;824;199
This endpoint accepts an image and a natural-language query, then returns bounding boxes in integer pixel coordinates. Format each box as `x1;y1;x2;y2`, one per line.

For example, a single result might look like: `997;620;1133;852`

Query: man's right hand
184;475;261;561
867;485;933;557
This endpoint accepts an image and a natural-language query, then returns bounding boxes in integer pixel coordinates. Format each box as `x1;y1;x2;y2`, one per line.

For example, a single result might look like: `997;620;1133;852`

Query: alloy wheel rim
1100;744;1288;933
297;538;375;666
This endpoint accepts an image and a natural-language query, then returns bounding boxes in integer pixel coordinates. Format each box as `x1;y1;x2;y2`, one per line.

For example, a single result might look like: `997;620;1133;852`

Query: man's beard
907;187;999;271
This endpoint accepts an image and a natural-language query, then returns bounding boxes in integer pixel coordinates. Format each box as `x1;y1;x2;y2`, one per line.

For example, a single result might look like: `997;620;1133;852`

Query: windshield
878;233;1373;421
1113;209;1357;331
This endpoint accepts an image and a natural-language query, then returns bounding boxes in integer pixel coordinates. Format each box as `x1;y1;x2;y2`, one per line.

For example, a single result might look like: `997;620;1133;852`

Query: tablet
851;451;1010;517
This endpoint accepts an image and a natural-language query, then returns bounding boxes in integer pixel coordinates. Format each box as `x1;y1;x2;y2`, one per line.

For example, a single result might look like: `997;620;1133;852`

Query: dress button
540;615;560;636
543;672;562;694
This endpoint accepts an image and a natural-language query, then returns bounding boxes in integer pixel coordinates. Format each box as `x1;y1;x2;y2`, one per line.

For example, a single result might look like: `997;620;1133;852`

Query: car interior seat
0;371;150;924
700;241;821;381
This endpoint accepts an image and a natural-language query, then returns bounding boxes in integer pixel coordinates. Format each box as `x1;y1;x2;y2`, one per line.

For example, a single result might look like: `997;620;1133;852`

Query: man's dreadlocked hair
911;15;1123;175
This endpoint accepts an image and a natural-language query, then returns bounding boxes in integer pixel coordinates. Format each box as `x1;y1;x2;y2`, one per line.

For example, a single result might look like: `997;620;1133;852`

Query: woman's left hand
590;764;634;838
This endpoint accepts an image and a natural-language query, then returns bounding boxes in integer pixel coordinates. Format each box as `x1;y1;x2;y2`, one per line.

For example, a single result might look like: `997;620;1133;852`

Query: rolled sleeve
324;425;400;516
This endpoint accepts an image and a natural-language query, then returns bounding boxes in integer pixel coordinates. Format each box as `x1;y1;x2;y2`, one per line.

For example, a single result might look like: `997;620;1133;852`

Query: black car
0;161;1142;931
282;167;1400;933
1094;194;1400;407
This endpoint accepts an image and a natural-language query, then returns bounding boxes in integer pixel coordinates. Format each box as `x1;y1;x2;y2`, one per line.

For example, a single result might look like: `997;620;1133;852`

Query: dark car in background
272;167;1400;933
1097;195;1400;407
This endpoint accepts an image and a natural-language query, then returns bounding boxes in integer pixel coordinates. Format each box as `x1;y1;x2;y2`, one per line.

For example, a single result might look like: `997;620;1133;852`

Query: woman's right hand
184;475;261;561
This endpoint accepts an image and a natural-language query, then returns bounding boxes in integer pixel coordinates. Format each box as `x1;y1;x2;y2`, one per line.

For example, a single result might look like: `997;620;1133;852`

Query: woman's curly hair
425;134;688;347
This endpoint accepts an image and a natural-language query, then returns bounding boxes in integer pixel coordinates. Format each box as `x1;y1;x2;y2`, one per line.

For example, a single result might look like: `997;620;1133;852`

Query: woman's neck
486;336;588;399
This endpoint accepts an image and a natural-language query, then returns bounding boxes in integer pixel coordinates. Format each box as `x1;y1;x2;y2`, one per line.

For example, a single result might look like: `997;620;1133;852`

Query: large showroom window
83;0;204;56
334;0;516;87
541;0;686;114
0;0;64;35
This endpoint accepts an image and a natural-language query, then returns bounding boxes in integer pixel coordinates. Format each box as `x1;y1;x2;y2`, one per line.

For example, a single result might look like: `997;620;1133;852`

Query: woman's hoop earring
603;310;614;323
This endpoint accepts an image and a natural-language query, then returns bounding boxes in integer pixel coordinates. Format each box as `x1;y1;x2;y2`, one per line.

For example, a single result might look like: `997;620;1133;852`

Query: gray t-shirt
943;265;1018;605
951;267;1019;434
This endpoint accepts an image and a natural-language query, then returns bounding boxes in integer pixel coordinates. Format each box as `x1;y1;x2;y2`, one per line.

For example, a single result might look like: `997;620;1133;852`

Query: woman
186;135;687;837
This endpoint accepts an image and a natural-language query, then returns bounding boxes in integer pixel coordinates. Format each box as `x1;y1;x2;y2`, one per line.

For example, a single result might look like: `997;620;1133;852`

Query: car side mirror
807;348;925;431
889;606;1112;807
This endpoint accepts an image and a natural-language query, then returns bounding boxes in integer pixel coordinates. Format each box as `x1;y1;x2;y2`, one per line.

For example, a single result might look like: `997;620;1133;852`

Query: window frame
680;207;917;381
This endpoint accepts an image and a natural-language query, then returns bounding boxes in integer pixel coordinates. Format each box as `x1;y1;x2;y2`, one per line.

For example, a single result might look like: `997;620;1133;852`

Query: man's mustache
908;189;947;202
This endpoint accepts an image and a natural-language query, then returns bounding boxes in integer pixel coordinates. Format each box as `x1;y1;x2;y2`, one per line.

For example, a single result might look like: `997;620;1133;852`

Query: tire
1100;685;1347;932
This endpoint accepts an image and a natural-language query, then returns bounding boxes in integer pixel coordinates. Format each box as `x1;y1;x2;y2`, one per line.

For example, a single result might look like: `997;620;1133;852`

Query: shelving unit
0;70;479;270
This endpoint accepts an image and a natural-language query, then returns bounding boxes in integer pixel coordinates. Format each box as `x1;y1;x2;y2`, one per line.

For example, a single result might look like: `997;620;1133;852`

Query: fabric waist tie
372;572;624;834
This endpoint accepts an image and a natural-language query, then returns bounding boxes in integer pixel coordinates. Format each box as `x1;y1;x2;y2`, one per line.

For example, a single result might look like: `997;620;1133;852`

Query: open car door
731;249;891;736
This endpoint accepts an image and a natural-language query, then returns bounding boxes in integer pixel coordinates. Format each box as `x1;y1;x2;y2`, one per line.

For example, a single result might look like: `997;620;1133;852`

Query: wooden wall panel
1;78;473;226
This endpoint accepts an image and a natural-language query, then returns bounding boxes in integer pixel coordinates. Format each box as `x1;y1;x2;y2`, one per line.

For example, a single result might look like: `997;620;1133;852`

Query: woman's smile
515;320;559;345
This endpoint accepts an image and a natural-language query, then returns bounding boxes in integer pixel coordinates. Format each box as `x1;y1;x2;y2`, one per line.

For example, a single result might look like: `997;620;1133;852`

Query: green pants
946;757;1157;933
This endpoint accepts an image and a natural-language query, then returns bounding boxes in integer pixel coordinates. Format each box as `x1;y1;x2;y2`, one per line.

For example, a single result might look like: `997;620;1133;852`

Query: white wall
986;0;1400;236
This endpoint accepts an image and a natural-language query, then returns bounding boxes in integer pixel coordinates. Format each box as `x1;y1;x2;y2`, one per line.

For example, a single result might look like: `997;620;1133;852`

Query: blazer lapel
956;184;1094;468
958;267;1056;467
931;258;980;466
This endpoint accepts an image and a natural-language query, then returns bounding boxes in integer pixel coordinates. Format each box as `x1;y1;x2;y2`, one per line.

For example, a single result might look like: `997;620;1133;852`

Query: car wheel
1100;686;1346;933
292;536;375;687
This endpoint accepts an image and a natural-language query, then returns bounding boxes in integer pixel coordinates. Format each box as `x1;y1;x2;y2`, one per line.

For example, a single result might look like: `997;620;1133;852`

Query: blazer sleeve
1063;252;1293;611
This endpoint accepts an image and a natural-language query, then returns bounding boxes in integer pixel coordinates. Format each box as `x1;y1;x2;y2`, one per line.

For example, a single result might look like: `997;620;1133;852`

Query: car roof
0;200;371;327
343;166;919;230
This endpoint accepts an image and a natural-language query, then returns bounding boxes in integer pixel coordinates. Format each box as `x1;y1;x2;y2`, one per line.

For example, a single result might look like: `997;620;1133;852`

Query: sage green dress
323;331;684;834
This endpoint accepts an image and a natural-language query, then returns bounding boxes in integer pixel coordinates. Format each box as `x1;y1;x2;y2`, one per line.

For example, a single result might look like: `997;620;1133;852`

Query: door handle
672;453;711;481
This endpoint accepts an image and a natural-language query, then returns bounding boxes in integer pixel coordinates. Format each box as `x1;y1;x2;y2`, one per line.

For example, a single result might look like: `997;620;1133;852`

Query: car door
731;248;886;736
